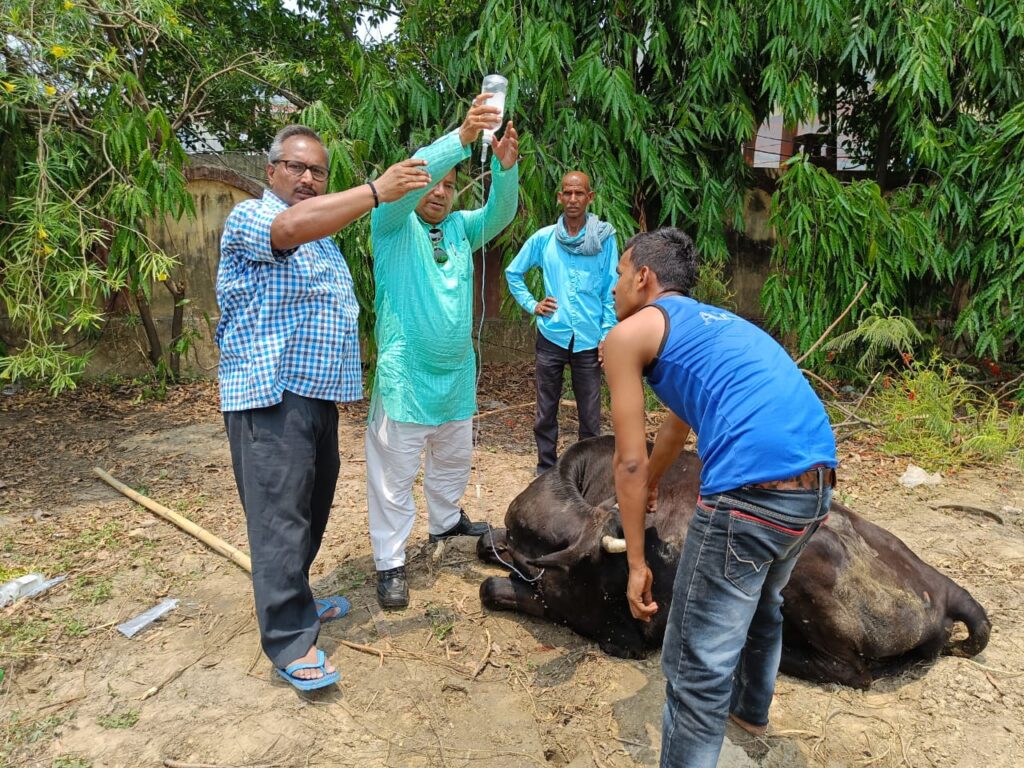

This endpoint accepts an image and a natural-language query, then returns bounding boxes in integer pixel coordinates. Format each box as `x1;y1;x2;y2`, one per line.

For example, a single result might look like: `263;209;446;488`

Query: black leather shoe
429;510;490;543
376;566;409;609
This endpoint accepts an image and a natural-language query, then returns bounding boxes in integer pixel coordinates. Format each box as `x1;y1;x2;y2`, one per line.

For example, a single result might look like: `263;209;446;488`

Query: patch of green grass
0;615;50;657
76;520;123;549
52;756;91;768
865;357;1024;472
171;493;208;514
329;563;367;594
424;603;456;642
0;566;28;582
63;618;88;638
1;515;133;675
86;580;112;605
72;575;113;605
1;713;68;768
4;712;66;747
50;520;126;574
97;710;139;729
45;517;131;573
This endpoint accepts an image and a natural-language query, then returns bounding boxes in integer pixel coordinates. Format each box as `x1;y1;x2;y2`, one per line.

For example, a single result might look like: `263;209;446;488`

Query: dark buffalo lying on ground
478;436;990;689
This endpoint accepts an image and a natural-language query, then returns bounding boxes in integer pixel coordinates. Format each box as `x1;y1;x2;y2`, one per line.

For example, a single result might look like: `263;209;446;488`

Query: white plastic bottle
480;74;508;151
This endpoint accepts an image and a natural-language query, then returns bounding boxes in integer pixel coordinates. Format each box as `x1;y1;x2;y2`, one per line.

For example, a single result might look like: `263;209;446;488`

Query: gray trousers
224;390;340;668
534;332;603;472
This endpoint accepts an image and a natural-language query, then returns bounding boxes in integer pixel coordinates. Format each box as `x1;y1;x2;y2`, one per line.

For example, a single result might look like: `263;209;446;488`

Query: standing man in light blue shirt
505;171;618;475
216;124;429;691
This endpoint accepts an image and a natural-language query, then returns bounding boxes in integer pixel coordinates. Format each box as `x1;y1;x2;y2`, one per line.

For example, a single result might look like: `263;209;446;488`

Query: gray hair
268;125;323;164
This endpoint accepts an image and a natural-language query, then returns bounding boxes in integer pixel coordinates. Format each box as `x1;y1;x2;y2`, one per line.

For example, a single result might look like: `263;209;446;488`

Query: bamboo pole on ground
93;467;252;574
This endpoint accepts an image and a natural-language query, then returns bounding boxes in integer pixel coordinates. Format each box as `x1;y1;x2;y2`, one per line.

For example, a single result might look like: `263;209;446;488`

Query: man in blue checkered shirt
216;124;430;691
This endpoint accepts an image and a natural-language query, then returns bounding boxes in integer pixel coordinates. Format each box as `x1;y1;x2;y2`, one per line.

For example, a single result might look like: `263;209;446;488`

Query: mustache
296;185;316;196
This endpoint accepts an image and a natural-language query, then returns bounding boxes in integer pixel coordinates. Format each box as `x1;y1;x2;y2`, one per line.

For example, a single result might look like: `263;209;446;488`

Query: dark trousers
224;390;340;669
534;332;603;472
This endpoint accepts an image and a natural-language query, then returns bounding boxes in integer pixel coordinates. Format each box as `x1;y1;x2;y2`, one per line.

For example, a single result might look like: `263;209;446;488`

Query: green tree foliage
759;1;1024;365
823;301;924;371
3;1;1023;391
347;0;1023;367
0;0;360;388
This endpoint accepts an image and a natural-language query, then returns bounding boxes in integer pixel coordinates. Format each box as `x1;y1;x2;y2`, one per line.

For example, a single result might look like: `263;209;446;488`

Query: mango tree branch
171;53;266;132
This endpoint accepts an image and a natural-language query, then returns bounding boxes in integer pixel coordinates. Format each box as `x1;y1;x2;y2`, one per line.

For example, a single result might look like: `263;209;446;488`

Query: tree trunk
135;293;163;368
165;279;186;380
875;104;896;191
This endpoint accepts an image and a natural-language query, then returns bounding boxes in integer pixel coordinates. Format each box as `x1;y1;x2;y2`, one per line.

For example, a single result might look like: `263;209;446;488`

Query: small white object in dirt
899;464;943;489
0;573;67;607
117;598;179;638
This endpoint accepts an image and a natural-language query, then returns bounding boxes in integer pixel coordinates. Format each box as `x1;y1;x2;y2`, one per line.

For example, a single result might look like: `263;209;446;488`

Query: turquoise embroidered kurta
370;132;519;425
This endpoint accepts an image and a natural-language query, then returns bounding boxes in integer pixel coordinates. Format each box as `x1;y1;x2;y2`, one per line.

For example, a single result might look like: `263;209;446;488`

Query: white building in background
744;113;865;171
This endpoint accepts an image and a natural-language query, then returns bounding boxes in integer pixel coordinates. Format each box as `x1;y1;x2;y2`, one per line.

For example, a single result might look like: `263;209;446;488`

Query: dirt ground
1;365;1022;768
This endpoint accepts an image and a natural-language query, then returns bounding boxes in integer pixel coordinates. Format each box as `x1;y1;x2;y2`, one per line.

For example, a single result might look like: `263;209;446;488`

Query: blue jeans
660;482;832;768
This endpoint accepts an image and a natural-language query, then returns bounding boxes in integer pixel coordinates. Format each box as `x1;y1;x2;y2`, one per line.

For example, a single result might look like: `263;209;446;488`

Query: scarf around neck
555;213;616;256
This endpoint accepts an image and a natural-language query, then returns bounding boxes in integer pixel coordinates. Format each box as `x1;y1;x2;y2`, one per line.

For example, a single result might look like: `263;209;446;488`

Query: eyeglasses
272;160;329;182
428;227;448;265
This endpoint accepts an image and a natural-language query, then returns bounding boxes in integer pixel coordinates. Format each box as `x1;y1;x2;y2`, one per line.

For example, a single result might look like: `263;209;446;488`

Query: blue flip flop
315;595;351;623
276;649;340;691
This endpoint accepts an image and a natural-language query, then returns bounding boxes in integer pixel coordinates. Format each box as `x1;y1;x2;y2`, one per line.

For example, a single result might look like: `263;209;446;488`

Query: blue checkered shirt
215;190;363;412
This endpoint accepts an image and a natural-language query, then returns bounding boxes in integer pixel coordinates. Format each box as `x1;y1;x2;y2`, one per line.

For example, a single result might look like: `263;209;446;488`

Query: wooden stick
474;398;577;421
93;467;252;574
163;761;273;768
801;368;839;397
339;639;386;666
473;629;492;679
828;400;880;429
794;280;868;365
474;401;533;420
854;371;882;412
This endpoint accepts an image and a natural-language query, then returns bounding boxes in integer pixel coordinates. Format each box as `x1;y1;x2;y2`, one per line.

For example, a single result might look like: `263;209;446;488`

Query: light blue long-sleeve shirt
505;224;618;351
370;131;519;425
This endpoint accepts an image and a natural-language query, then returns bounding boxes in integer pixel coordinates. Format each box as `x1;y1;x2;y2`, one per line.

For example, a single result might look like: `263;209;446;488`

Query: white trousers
365;400;472;570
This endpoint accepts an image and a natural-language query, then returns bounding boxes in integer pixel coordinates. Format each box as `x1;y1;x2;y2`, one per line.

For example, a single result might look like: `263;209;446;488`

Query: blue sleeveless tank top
645;296;836;495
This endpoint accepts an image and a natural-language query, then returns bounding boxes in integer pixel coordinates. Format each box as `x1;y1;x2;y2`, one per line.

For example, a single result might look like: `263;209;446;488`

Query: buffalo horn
601;535;627;553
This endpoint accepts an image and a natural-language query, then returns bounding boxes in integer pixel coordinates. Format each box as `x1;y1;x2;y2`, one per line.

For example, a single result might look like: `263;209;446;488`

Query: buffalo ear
528;546;592;571
527;515;601;571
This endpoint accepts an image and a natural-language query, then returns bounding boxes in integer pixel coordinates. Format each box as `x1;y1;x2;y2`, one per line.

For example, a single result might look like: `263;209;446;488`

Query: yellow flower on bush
37;227;49;241
156;272;169;282
63;1;75;9
51;45;67;58
44;84;56;97
2;81;14;93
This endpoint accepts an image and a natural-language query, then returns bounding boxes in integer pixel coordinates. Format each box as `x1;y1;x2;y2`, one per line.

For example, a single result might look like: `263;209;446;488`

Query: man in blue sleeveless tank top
603;228;837;768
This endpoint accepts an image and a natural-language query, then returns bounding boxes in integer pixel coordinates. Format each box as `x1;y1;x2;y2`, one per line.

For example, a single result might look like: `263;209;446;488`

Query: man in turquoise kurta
367;94;520;608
